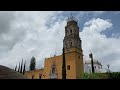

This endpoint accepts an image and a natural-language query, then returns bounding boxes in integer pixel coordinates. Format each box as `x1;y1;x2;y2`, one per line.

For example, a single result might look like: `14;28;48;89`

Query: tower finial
67;12;78;22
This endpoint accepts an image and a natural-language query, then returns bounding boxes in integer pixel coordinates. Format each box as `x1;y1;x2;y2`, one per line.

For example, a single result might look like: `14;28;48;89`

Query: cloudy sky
0;11;120;72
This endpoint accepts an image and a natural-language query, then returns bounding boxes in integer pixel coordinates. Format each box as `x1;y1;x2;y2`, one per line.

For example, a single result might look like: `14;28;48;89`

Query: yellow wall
75;49;84;79
43;47;83;79
25;69;44;79
25;47;84;79
43;55;62;79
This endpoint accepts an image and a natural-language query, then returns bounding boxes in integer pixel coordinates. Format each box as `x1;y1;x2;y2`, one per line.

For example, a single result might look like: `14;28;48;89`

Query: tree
89;53;95;73
20;59;23;73
14;65;17;71
18;62;20;72
29;56;36;71
62;47;66;79
23;61;26;75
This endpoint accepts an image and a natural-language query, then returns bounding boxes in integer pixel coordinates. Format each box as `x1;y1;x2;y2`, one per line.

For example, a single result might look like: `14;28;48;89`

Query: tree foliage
20;59;23;73
80;73;109;79
14;65;17;71
107;72;120;79
80;72;120;79
29;56;36;71
62;48;66;79
23;61;26;75
18;62;20;72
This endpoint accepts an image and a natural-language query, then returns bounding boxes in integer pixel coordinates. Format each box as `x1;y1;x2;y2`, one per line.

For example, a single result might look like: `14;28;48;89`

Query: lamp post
107;64;110;73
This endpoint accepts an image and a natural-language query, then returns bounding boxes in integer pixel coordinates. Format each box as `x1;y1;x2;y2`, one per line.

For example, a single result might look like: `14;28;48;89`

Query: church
25;15;84;79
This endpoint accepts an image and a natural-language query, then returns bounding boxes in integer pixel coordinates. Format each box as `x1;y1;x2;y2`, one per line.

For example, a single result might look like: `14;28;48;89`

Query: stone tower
63;15;84;79
24;15;84;79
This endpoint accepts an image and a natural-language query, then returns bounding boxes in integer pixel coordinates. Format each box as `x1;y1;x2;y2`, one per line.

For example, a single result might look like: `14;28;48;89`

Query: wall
25;69;44;79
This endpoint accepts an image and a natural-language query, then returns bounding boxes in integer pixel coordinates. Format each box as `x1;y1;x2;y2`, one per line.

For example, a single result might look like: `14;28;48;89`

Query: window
52;67;55;73
70;42;72;47
94;66;96;69
39;74;42;79
70;30;72;34
66;30;68;35
78;56;80;59
32;75;34;79
67;65;70;70
65;43;68;47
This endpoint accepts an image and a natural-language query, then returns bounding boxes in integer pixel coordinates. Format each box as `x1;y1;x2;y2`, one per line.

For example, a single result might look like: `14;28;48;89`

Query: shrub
107;72;120;79
80;73;109;79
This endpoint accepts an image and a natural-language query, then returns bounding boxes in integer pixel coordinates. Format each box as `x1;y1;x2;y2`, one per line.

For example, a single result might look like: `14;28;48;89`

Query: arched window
94;66;96;69
70;30;72;35
52;67;55;73
39;74;42;79
70;42;72;47
66;30;68;35
32;75;34;79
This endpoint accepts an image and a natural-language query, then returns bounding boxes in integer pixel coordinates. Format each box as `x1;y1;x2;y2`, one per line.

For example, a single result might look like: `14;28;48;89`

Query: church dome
0;65;28;79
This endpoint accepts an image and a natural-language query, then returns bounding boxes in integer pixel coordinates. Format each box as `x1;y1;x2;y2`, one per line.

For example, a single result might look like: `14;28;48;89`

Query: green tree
89;53;95;73
20;59;23;73
18;62;20;72
107;72;120;79
14;65;17;71
62;48;66;79
29;56;36;71
80;73;109;79
23;61;26;75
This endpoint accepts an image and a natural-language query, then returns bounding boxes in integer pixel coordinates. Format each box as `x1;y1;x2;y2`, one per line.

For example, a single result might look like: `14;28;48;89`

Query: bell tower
63;15;82;52
63;15;83;79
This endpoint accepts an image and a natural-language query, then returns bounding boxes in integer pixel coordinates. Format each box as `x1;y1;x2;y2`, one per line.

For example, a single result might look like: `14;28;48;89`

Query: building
25;15;84;79
25;69;44;79
84;60;108;73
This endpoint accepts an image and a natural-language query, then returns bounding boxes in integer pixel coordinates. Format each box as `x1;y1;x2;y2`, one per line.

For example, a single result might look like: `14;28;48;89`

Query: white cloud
84;18;112;33
0;11;120;72
81;18;120;72
0;11;65;70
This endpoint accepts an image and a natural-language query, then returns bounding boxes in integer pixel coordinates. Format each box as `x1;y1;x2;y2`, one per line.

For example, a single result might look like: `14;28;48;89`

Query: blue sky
63;11;120;38
0;11;120;72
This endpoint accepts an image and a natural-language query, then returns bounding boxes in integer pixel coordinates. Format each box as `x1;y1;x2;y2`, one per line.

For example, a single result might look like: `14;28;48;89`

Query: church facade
25;16;84;79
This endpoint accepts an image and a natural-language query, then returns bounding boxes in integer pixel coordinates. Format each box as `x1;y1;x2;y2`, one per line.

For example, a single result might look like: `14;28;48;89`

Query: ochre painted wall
43;55;62;79
43;47;83;79
25;47;83;79
25;69;44;79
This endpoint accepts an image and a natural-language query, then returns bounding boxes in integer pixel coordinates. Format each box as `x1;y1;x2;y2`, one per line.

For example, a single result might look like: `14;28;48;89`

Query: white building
84;60;108;73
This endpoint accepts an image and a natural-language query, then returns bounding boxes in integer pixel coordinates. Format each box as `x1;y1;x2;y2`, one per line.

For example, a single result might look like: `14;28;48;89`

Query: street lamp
107;64;110;73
